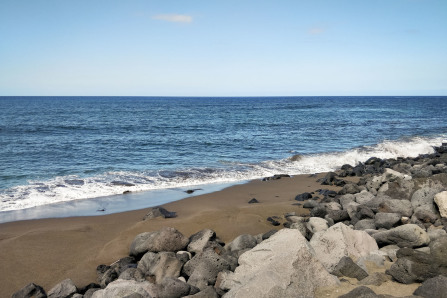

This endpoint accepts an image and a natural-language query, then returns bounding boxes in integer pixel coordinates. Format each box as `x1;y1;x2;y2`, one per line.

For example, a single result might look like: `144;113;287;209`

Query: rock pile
12;145;447;297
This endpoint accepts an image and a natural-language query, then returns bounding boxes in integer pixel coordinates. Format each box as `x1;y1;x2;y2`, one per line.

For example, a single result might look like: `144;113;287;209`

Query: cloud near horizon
152;14;193;23
308;27;325;35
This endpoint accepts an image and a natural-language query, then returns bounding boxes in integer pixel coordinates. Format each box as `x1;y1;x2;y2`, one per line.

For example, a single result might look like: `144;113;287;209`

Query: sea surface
1;96;446;221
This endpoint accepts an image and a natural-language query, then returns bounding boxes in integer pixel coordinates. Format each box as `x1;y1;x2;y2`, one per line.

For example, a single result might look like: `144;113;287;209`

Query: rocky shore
11;145;447;298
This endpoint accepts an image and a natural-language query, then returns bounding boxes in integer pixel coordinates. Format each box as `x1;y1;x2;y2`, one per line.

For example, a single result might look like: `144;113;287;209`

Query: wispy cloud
308;27;325;35
152;14;193;23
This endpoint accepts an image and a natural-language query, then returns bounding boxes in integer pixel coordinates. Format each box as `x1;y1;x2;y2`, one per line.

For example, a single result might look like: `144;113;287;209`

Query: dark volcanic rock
386;248;436;284
413;275;447;298
248;198;259;204
267;217;280;226
294;192;312;201
262;174;290;181
374;212;401;229
338;286;378;298
332;256;369;281
143;207;177;220
12;283;47;298
327;210;350;223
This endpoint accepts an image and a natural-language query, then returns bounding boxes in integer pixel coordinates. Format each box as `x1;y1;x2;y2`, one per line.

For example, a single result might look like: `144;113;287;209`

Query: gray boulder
374;212;401;229
411;186;444;209
413;275;447;298
378;199;413;217
354;219;376;230
372;224;430;248
225;234;257;253
157;277;194;298
91;279;156;298
355;191;375;205
183;286;219;298
129;227;189;257
309;223;379;273
427;228;447;242
338;286;378;298
187;229;216;254
48;279;78;298
326;209;350;223
339;183;362;195
332;256;368;280
306;217;329;233
137;251;184;284
219;229;339;297
429;236;447;273
386;248;436;284
12;283;47;298
183;249;236;289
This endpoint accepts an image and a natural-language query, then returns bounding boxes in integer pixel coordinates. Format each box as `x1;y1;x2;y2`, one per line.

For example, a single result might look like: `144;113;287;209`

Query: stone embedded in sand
309;222;379;273
434;191;447;218
332;256;368;281
129;227;189;257
219;229;339;298
142;207;177;220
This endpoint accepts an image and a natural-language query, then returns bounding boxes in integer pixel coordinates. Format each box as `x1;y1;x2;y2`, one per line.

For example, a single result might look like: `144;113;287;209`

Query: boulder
129;227;189;257
184;286;219;298
378;178;414;201
12;283;47;298
378;199;413;217
434;191;447;218
386;248;436;284
413;275;447;298
338;286;378;298
411;186;444;210
306;217;329;234
326;210;350;223
339;183;362;195
219;229;339;297
289;222;309;238
183;249;236;289
91;279;156;298
309;223;379;273
248;198;259;204
427;228;447;242
226;234;257;253
332;256;368;281
429;236;447;271
137;252;184;283
355;191;375;205
354;219;376;230
48;279;78;298
372;224;430;248
143;207;177;220
187;229;216;255
379;245;400;262
157;277;194;298
374;212;401;229
303;200;319;208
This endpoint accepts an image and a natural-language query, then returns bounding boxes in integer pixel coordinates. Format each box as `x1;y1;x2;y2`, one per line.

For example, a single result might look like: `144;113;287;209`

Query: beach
0;173;340;297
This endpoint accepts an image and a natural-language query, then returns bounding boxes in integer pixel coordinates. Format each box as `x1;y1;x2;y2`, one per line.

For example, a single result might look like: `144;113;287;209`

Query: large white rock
221;229;339;298
91;279;156;298
434;191;447;218
309;222;379;273
306;217;329;234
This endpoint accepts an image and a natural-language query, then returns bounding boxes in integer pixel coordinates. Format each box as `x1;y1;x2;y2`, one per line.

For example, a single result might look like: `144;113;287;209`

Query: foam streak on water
1;136;443;212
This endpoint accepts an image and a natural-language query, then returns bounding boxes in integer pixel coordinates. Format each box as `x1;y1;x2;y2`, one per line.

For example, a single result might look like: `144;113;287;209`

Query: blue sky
1;0;446;96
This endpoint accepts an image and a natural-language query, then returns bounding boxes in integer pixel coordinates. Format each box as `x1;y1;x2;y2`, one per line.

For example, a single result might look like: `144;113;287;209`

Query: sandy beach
0;173;345;297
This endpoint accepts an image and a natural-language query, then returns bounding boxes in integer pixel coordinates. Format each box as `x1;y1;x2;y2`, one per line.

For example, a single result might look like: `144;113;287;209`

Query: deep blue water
0;96;446;214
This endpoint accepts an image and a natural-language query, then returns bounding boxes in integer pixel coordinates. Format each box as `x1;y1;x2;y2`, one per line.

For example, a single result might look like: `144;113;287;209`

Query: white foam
0;135;444;212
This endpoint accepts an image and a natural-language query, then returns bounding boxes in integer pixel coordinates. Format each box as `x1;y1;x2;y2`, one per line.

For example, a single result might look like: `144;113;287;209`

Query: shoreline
0;172;338;297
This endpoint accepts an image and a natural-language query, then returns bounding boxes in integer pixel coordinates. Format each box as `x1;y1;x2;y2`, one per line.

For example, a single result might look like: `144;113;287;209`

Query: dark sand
0;173;418;297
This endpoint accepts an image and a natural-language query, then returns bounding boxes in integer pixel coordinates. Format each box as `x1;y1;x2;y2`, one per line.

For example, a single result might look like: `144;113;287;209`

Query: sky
0;0;446;96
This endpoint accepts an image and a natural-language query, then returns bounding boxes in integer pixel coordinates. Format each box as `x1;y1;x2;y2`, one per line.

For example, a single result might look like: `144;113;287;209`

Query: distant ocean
1;96;446;221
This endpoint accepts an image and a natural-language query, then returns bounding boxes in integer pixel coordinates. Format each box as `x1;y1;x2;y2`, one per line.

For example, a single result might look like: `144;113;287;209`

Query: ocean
1;96;446;222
